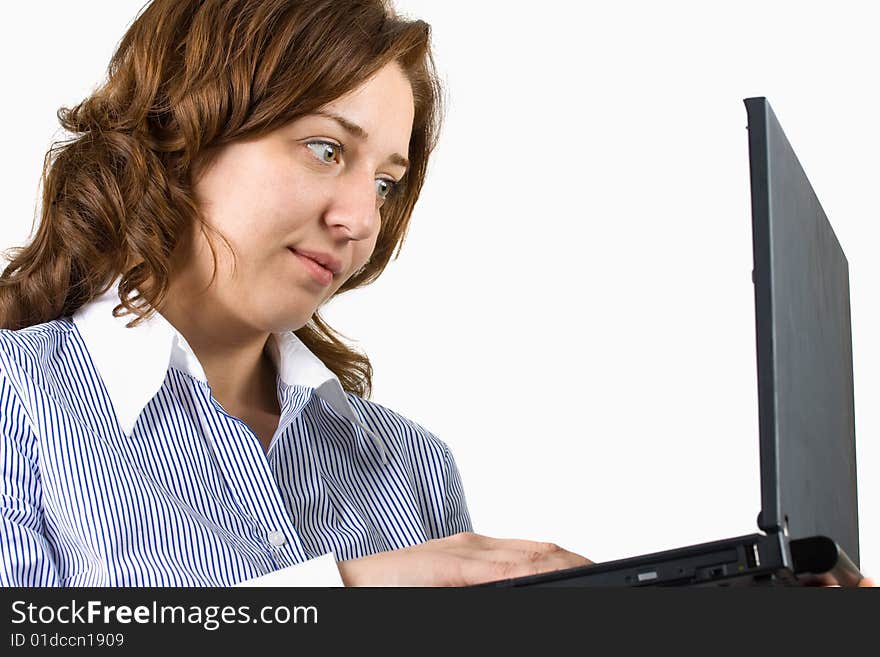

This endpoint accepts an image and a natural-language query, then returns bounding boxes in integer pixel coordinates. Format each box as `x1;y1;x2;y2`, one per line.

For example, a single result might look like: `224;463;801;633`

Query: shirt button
268;531;287;547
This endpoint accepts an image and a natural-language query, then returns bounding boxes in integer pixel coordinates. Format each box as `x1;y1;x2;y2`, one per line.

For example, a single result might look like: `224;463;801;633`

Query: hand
336;532;593;586
801;573;877;587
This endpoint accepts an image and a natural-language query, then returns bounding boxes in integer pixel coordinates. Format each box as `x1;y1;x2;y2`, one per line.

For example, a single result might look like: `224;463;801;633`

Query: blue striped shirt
0;281;472;586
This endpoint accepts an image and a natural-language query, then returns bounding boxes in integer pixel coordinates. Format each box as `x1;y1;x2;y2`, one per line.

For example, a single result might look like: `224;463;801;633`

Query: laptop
482;97;864;587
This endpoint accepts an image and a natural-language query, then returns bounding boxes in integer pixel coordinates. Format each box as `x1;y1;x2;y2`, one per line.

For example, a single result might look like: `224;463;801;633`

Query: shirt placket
194;380;313;572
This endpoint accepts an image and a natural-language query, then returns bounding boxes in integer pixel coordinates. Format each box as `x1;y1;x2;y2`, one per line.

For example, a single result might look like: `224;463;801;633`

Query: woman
0;0;591;586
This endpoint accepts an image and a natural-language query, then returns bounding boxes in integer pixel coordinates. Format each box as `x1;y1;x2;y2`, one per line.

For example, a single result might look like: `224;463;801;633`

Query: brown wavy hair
0;0;443;398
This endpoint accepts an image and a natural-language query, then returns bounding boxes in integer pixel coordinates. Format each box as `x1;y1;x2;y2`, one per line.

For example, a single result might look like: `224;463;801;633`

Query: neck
156;285;280;415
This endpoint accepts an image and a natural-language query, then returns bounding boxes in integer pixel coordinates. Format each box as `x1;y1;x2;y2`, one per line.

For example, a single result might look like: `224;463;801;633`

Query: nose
323;172;381;242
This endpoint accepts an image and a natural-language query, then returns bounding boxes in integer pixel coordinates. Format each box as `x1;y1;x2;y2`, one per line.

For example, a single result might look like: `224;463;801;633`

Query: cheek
323;239;377;298
354;233;379;270
211;185;314;261
198;150;314;241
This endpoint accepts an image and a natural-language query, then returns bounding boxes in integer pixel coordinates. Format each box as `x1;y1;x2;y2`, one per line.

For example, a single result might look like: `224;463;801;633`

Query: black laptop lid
745;97;859;566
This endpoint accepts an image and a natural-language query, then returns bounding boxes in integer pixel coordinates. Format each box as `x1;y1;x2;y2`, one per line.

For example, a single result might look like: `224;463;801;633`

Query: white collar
71;277;388;461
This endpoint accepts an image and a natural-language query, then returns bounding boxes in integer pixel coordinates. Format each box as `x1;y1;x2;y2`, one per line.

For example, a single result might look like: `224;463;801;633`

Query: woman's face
170;61;415;333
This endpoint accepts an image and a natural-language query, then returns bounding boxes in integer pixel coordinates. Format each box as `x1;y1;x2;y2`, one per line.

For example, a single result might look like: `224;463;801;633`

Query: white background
2;1;877;577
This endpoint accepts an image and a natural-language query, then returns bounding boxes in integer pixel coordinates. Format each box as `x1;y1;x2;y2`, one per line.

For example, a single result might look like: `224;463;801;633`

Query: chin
276;316;314;334
256;305;316;334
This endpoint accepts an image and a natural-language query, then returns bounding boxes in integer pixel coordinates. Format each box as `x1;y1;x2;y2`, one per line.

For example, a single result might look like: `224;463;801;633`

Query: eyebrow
313;110;410;171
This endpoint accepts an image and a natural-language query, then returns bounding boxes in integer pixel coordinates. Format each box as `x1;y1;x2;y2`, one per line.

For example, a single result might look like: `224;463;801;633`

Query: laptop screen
745;97;859;567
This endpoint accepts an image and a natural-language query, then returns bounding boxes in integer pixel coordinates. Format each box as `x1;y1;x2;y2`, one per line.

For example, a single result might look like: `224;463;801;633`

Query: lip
288;247;338;287
288;247;343;275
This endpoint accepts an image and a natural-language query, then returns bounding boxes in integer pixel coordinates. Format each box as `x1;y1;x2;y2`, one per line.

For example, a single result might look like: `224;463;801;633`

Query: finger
459;549;592;585
476;547;591;571
455;542;593;573
798;572;839;587
469;535;587;561
458;555;550;585
447;533;557;552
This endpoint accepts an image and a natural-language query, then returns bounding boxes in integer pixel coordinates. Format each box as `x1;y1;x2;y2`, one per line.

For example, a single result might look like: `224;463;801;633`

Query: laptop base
480;533;861;587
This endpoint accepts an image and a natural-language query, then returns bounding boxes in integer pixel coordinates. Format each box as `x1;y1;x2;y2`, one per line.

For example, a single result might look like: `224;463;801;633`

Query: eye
305;139;401;202
305;140;341;164
376;178;400;201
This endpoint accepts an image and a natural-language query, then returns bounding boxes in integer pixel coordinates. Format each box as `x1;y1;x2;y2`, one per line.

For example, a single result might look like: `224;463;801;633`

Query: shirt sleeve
0;361;60;586
233;552;344;587
442;445;474;536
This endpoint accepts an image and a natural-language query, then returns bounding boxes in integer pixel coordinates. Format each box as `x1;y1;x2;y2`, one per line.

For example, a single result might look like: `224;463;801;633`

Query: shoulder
0;319;74;434
0;318;76;377
345;393;454;461
0;319;78;412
